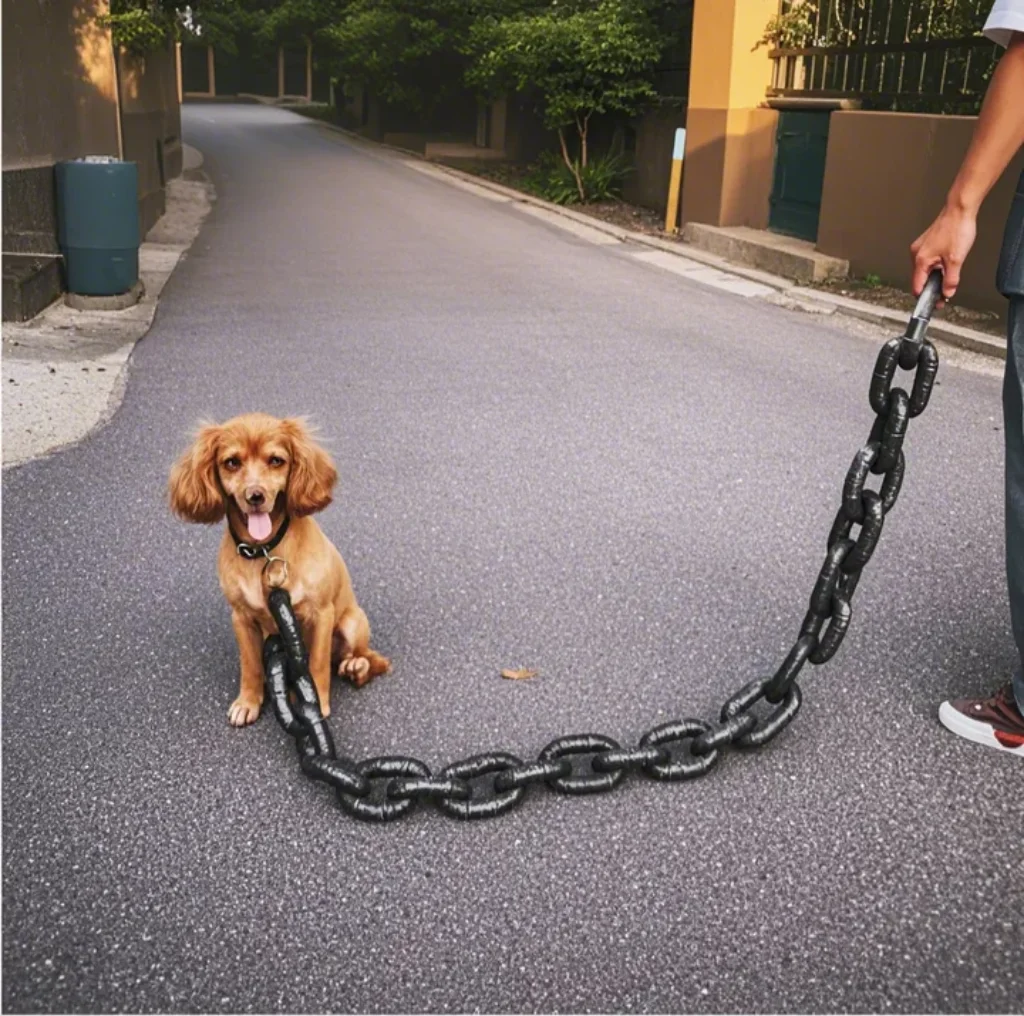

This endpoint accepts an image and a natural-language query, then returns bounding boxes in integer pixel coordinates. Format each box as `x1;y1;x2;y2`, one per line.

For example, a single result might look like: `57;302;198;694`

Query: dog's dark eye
223;457;241;471
268;456;286;467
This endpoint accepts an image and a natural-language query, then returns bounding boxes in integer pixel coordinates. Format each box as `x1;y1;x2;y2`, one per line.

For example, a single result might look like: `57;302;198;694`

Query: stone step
2;255;63;322
681;223;848;284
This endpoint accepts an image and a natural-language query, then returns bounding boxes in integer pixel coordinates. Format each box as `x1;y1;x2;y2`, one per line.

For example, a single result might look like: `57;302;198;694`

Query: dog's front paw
339;656;372;686
228;695;263;727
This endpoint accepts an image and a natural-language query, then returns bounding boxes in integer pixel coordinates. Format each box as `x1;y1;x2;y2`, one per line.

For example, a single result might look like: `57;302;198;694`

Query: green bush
524;151;631;205
290;103;338;124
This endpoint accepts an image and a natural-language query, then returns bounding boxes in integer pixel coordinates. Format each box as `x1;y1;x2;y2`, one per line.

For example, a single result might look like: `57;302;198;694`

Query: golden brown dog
168;412;389;726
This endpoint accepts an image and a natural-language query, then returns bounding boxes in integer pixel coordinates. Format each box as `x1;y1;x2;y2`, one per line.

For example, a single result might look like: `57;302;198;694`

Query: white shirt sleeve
984;0;1024;47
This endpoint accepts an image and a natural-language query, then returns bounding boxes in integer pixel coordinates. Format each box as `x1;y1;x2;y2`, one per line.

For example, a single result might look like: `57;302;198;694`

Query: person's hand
910;203;978;303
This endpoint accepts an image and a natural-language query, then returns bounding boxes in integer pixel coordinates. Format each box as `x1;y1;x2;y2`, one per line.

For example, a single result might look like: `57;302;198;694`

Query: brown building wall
2;0;121;170
818;111;1024;315
681;107;777;228
3;0;182;321
2;0;121;254
118;41;184;235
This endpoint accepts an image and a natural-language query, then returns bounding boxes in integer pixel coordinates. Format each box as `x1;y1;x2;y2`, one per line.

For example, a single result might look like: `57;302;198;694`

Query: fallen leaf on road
501;668;538;681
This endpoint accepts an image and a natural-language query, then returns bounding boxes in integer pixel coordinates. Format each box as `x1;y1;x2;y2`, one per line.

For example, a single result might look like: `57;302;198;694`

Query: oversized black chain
261;271;944;822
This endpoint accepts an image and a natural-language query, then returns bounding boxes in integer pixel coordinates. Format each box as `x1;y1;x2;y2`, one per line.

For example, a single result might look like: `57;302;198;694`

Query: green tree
102;0;263;55
322;0;479;115
102;0;182;53
185;0;273;55
257;0;347;48
466;0;661;200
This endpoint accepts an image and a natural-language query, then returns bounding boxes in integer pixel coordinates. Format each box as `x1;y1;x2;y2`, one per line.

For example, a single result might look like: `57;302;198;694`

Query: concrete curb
311;117;1007;360
2;148;215;469
786;286;1007;359
64;279;145;312
183;142;204;172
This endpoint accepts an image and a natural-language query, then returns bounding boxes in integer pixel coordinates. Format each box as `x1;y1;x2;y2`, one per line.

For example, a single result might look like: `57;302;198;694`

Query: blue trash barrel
55;157;140;297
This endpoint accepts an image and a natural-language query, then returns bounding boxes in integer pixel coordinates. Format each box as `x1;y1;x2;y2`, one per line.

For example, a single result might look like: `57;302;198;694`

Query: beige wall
682;107;777;228
2;0;120;169
680;0;778;228
3;0;182;253
119;41;184;234
818;111;1024;314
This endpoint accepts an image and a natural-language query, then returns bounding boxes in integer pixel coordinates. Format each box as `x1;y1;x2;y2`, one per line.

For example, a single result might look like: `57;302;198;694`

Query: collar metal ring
262;555;289;588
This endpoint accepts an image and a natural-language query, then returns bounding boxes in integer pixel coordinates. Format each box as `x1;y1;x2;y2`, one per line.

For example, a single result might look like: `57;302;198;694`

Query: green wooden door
768;110;830;242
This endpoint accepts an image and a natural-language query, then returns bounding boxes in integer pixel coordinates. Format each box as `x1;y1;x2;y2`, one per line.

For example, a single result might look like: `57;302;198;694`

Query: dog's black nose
247;490;266;506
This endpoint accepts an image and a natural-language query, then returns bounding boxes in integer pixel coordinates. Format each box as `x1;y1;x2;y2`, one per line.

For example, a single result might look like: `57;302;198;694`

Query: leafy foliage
100;0;265;54
257;0;347;46
101;0;180;53
466;0;659;199
756;3;817;49
523;150;630;204
322;0;478;113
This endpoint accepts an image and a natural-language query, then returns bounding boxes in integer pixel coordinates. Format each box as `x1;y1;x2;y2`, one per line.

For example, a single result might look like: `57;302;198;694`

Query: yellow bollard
664;127;686;234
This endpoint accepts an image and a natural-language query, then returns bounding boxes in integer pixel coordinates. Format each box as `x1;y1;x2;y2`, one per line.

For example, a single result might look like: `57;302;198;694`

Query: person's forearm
946;34;1024;215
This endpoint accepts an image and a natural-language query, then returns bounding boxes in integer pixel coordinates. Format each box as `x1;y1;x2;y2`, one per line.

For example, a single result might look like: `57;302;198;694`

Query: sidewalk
307;116;1006;362
2;146;214;468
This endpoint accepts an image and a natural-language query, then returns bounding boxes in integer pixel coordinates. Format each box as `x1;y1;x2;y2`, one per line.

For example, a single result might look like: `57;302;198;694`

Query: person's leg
1014;668;1024;712
938;298;1024;754
1004;297;1024;714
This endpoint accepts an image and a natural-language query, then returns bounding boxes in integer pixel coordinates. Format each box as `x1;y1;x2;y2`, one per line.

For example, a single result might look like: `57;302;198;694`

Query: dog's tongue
247;512;272;541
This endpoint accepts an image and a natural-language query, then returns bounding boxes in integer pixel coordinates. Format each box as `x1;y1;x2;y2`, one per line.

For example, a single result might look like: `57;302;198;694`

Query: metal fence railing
765;0;1000;113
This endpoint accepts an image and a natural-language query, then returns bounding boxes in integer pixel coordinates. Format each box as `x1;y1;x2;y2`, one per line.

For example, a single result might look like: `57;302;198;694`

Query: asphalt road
3;104;1021;1015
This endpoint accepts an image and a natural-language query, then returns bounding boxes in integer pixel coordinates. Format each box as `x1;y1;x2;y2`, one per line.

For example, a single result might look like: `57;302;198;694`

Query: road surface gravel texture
3;105;1021;1014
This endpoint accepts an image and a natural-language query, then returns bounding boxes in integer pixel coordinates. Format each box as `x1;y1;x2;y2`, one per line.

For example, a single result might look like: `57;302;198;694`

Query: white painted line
705;277;777;298
676;266;734;282
630;250;710;274
629;249;775;297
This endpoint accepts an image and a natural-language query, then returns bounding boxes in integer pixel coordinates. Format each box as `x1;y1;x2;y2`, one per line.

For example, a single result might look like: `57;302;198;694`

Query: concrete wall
342;86;492;153
818;111;1024;314
500;95;555;164
489;98;508;153
623;105;686;213
119;41;183;236
2;0;121;253
338;83;376;133
682;107;777;227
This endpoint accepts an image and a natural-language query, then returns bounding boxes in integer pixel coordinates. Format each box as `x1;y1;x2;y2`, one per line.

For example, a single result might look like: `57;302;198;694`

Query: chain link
259;271;944;822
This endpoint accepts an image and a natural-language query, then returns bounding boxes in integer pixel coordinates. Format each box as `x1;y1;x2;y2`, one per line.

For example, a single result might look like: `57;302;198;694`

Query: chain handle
262;271;944;822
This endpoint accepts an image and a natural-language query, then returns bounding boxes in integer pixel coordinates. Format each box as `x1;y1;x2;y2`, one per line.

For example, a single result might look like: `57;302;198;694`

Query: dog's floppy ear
282;417;337;516
168;421;225;523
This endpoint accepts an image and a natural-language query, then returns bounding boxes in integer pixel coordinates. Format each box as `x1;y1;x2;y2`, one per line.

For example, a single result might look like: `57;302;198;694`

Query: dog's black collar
232;515;291;560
